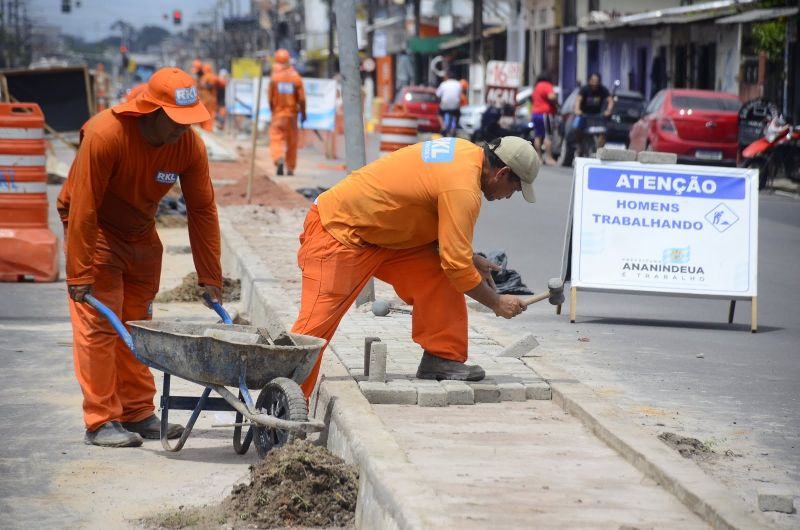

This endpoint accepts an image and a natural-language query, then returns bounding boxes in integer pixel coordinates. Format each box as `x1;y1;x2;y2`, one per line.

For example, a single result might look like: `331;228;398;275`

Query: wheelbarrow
85;293;326;457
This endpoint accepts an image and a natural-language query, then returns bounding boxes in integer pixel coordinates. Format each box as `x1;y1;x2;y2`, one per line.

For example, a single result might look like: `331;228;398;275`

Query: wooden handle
520;291;550;307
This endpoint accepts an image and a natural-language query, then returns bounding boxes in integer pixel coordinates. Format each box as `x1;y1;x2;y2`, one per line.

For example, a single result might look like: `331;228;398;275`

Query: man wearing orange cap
198;63;218;132
268;49;306;176
291;136;540;399
57;67;224;448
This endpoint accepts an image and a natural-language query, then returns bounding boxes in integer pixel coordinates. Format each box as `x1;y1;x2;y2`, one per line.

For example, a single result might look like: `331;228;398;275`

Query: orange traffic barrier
0;103;58;282
379;111;419;156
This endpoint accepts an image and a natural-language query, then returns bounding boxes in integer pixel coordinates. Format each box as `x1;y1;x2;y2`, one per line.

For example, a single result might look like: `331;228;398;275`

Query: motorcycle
741;115;800;190
471;104;535;144
573;114;608;158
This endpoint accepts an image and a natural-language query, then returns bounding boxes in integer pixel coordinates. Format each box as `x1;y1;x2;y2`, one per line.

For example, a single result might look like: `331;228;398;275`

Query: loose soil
142;441;358;529
658;432;715;460
155;272;241;303
211;159;311;209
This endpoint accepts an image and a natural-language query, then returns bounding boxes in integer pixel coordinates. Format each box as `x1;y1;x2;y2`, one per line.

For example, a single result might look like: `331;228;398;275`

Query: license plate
605;142;626;150
696;150;722;160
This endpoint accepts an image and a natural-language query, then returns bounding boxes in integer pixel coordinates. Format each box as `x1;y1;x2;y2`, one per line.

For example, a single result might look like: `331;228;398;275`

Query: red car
628;89;740;165
393;86;441;133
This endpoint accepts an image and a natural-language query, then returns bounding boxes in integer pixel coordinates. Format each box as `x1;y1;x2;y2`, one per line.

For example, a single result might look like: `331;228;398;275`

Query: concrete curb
523;355;773;530
219;211;456;529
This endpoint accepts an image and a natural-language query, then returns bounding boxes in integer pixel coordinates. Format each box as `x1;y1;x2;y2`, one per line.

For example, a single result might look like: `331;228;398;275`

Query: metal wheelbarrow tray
87;294;326;457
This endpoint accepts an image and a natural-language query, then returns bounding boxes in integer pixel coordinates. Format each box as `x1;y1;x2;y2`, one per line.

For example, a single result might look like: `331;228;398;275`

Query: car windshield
404;91;438;103
671;95;739;112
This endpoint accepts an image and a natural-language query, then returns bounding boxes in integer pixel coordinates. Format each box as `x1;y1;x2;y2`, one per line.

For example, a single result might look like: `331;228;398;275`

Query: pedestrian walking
57;67;224;448
531;73;558;165
268;49;306;176
436;71;463;137
290;136;541;399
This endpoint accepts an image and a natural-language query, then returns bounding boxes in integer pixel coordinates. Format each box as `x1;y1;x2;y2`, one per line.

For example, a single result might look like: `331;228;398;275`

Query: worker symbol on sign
704;203;739;233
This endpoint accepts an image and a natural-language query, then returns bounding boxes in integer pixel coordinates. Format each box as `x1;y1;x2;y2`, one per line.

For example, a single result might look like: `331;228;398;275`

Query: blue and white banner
241;77;336;131
571;158;759;296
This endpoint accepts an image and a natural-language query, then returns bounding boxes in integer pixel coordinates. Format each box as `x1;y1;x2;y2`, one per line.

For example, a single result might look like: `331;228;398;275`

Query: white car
458;86;558;137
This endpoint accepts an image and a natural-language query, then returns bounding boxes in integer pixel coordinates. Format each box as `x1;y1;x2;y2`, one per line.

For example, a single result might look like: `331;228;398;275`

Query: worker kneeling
292;136;540;398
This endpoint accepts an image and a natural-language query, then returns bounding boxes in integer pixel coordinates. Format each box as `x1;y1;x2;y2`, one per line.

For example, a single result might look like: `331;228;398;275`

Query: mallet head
547;277;565;305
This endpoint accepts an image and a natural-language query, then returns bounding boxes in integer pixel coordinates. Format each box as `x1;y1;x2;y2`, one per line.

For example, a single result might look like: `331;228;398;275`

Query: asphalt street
472;163;800;485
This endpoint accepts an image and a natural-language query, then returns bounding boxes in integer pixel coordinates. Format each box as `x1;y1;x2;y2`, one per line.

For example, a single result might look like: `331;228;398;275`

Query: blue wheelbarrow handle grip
84;294;137;354
203;292;233;324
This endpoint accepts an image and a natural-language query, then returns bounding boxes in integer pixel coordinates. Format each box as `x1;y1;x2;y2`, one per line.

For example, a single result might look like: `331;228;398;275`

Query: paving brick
358;381;418;405
498;382;526;402
637;151;678;164
417;385;448;407
524;381;552;400
596;147;636;161
469;381;501;403
757;489;796;514
440;381;475;405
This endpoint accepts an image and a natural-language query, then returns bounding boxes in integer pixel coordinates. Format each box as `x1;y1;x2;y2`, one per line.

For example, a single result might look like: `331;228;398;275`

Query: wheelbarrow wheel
253;377;307;458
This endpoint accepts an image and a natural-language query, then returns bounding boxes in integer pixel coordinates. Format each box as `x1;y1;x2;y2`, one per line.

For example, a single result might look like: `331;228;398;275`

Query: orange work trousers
269;114;299;171
291;206;468;398
67;226;161;432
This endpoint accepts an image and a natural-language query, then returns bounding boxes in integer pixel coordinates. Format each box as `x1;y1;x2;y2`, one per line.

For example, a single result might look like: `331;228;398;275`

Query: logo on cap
174;86;198;106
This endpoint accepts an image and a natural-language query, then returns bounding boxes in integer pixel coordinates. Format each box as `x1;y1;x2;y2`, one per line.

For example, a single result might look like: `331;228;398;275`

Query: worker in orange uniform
57;67;224;448
291;136;540;398
268;49;306;176
198;63;218;132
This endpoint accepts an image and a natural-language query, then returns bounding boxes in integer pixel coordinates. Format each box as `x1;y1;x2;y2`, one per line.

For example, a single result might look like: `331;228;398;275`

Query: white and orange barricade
378;111;419;157
0;103;58;282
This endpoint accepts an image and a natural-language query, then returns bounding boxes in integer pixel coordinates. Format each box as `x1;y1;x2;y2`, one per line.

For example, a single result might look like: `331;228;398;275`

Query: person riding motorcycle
573;73;614;156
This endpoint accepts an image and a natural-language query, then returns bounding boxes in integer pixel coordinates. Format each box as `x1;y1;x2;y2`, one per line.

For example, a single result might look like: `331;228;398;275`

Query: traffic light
61;0;71;13
172;10;182;25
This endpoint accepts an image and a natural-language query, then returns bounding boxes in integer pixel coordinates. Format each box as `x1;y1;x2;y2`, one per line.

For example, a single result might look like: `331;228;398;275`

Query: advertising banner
248;77;336;131
485;60;521;108
571;158;758;297
231;58;262;80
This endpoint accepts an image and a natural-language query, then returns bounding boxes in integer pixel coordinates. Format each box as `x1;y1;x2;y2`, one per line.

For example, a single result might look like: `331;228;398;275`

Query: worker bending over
58;68;224;448
291;136;540;398
268;49;306;176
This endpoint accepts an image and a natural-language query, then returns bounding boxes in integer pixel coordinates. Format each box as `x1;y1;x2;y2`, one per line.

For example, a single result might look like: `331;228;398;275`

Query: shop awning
407;35;453;54
715;7;798;24
439;26;506;51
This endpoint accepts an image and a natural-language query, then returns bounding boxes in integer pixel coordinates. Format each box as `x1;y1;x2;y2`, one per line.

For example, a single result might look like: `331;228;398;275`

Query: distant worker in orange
198;63;219;132
268;48;306;176
93;63;111;112
58;67;224;448
459;78;469;107
291;136;540;399
191;59;203;81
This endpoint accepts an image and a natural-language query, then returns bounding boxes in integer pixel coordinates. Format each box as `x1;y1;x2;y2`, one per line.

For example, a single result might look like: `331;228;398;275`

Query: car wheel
742;156;769;190
557;137;574;167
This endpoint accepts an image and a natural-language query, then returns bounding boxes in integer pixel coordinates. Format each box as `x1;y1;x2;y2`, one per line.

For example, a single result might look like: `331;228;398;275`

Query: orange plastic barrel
379;111;419;156
0;102;58;282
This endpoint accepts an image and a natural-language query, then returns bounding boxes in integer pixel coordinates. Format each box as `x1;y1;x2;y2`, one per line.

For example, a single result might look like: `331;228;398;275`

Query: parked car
628;89;740;165
393;86;441;133
551;87;645;166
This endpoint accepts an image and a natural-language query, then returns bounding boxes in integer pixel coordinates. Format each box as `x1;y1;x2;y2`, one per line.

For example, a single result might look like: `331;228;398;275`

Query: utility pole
469;0;483;104
327;0;336;77
334;0;374;305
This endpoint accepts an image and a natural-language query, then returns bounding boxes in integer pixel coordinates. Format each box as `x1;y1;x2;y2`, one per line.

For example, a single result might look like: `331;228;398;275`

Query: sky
25;0;250;41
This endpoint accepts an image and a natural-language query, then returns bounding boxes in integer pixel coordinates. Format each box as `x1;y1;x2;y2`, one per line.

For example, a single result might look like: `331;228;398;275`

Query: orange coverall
268;63;306;171
292;138;484;397
57;110;222;431
198;71;218;132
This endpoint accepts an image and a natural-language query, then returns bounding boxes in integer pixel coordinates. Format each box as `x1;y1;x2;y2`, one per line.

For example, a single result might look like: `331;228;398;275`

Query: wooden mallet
520;278;565;307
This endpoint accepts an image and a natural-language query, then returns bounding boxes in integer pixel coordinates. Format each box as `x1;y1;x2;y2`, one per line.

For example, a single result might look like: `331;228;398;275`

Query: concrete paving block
417;385;448;407
596;147;637;161
757;489;796;514
524;381;552;400
440;381;475;405
469;381;501;403
358;381;418;405
497;382;527;402
496;333;540;358
637;151;678;164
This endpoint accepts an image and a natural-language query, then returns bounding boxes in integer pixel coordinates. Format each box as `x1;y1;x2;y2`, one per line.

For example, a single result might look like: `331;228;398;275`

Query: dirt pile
658;432;715;460
224;440;358;528
210;159;311;208
155;272;241;303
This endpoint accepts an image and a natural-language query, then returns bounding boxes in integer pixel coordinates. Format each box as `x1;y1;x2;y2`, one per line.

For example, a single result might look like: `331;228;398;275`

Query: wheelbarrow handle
202;292;233;324
84;294;137;354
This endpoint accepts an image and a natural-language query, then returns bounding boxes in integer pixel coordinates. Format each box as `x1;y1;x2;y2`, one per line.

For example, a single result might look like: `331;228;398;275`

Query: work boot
287;169;294;176
84;421;143;448
122;415;184;440
416;351;485;381
276;159;285;176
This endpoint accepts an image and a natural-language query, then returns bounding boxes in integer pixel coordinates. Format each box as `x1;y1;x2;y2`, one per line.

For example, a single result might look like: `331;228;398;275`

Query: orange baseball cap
113;67;210;124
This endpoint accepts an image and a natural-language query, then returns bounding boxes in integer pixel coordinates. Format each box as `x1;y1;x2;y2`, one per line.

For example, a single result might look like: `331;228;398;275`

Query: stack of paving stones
330;309;552;407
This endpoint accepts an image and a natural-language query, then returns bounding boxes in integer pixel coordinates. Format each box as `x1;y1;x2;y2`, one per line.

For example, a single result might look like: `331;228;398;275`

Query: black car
551;87;645;166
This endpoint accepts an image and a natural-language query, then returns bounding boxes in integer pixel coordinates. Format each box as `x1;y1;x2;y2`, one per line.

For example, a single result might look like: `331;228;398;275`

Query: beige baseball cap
493;136;541;203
